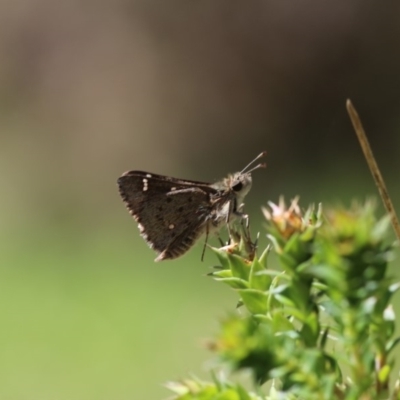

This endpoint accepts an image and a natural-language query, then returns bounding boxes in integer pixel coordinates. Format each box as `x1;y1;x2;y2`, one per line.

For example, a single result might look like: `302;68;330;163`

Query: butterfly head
228;171;253;203
235;150;266;194
219;151;266;203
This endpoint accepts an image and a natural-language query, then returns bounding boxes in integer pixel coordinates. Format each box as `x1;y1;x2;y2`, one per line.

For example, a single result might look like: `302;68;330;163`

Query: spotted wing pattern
117;171;218;260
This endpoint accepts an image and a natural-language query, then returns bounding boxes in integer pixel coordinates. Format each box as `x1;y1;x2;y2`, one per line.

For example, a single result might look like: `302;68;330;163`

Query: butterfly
117;152;266;261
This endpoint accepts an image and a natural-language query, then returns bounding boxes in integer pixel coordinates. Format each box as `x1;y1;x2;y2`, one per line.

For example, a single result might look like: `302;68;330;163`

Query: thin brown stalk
346;99;400;241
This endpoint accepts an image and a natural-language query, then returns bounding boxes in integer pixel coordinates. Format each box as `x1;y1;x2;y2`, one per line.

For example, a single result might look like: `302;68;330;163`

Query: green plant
166;198;400;400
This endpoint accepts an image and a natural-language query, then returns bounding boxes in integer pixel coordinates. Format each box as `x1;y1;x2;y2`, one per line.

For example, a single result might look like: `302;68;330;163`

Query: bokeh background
1;1;400;399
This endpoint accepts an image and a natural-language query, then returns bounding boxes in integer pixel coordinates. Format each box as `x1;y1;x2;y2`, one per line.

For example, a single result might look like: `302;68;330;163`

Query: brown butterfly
117;152;266;261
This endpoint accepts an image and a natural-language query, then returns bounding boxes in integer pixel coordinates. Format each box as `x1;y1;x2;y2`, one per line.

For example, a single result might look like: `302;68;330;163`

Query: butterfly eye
232;181;243;192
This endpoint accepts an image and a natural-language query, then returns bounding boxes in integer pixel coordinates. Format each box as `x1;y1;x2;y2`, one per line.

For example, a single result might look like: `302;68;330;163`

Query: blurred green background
1;1;400;399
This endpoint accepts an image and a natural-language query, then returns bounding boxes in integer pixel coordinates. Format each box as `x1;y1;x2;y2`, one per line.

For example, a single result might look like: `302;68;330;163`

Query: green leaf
278;252;299;271
371;214;391;242
228;253;251;280
249;257;271;290
300;311;320;346
386;336;400;354
210;246;232;270
269;310;296;332
209;269;233;278
283;232;306;260
302;263;343;285
214;277;249;289
258;245;270;268
236;385;253;400
319;327;329;350
266;234;283;253
378;364;391;386
237;289;268;314
273;293;296;308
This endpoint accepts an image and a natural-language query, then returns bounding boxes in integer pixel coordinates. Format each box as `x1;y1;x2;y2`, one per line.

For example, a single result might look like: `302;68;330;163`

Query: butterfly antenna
240;151;267;173
245;162;266;174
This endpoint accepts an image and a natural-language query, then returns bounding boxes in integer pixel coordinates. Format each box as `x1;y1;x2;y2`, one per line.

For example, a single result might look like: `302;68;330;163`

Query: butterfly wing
117;171;217;260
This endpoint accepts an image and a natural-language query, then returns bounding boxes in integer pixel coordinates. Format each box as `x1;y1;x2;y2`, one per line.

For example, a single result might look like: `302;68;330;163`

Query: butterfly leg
233;202;249;221
225;200;234;242
239;214;259;261
201;221;210;262
229;202;248;243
